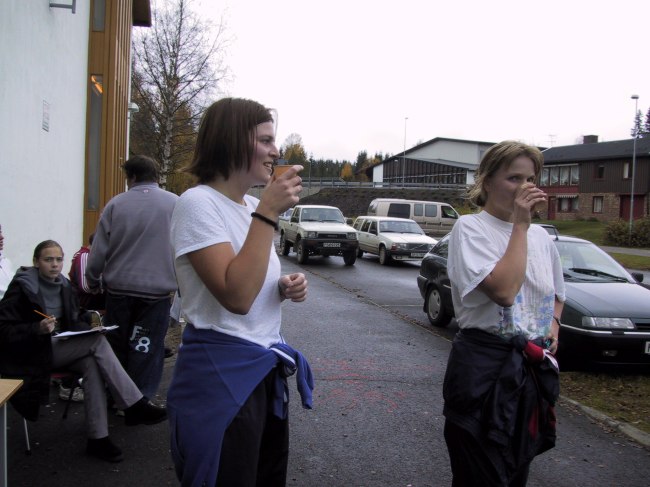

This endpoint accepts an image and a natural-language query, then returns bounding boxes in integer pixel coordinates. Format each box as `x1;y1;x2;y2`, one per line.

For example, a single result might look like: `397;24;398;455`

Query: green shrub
633;217;650;247
604;217;650;247
455;202;478;215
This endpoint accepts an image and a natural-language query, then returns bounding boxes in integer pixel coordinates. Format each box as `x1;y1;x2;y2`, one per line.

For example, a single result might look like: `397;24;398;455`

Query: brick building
540;136;650;222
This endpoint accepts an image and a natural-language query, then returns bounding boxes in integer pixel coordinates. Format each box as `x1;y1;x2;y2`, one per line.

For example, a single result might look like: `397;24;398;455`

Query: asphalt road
280;251;650;486
4;249;650;487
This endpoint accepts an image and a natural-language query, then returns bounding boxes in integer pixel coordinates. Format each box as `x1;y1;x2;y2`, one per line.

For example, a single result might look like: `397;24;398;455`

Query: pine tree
643;106;650;138
631;109;643;137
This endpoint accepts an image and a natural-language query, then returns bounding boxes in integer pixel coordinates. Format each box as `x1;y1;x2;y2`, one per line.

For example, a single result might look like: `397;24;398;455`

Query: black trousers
216;369;290;487
444;420;531;487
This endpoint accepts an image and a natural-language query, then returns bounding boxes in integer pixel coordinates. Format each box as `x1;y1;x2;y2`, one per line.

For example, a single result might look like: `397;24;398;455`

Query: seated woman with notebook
0;240;167;462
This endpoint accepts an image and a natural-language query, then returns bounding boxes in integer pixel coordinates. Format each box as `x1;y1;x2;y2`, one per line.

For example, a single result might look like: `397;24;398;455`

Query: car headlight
392;243;408;250
581;317;635;329
306;231;318;238
347;233;357;239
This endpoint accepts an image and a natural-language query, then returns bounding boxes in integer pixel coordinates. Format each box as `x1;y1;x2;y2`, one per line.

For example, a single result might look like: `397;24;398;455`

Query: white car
353;216;437;265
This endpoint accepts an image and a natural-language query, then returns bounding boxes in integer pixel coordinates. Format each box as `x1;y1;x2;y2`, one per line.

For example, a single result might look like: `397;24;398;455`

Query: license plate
411;252;426;258
645;342;650;354
323;242;340;248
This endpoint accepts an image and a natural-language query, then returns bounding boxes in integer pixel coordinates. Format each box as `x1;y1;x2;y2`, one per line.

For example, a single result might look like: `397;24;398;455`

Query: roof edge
133;0;152;27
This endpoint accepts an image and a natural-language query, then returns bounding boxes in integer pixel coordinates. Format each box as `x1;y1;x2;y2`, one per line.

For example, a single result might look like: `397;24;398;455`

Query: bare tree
130;0;230;187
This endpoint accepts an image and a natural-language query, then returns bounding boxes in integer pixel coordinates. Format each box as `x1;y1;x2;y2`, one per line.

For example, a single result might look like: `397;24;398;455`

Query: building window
623;162;630;179
593;196;604;213
92;0;106;31
595;165;605;179
560;166;570;185
86;74;103;211
558;197;579;213
542;165;578;186
540;168;549;186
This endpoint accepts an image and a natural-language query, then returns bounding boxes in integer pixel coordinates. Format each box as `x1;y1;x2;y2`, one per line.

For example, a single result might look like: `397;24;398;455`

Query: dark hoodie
0;267;89;420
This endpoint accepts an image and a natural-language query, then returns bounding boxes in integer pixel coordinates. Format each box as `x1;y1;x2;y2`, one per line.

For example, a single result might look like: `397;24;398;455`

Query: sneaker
124;397;167;426
86;436;123;463
59;384;84;402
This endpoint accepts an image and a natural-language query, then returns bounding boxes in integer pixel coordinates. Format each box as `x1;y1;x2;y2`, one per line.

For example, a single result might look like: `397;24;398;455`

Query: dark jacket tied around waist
443;329;559;480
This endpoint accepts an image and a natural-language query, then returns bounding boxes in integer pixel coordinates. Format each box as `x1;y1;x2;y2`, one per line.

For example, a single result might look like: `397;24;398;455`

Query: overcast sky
192;0;650;162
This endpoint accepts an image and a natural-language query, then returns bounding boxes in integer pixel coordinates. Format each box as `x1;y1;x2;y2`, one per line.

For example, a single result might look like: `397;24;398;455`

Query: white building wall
372;164;384;184
0;1;89;271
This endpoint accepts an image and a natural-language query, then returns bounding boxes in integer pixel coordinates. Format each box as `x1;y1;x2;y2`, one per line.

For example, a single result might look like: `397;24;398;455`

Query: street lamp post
629;94;639;243
402;117;408;187
308;157;312;194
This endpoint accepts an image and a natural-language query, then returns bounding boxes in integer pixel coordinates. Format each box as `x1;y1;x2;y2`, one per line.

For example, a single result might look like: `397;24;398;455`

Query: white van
367;198;459;237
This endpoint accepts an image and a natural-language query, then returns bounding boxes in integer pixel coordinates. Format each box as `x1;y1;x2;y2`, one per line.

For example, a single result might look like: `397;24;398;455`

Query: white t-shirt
0;256;13;300
447;211;566;339
170;185;282;347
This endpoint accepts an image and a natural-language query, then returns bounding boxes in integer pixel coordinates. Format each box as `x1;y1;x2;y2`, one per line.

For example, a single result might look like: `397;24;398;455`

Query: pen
33;309;56;321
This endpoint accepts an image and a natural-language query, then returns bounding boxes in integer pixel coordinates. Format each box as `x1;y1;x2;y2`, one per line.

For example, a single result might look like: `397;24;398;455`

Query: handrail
300;179;467;190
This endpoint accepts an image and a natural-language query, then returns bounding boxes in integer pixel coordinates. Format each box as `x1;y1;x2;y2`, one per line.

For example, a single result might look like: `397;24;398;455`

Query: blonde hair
467;140;544;207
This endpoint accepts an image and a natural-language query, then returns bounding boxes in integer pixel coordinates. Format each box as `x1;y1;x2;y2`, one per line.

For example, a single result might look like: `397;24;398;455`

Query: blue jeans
104;293;171;399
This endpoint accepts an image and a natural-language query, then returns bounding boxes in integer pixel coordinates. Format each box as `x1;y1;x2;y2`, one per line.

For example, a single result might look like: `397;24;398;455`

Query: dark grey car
417;232;650;369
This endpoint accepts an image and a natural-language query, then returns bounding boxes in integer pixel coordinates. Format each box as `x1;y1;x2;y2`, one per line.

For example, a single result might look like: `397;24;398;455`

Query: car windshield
379;221;424;234
541;225;559;237
302;208;345;223
554;240;632;282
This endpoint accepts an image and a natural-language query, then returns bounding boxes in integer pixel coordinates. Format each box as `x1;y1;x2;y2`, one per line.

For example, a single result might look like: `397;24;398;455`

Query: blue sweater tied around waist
167;325;313;487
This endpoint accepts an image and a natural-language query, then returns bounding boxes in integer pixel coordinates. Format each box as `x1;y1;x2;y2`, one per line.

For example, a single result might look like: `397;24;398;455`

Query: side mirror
631;271;644;283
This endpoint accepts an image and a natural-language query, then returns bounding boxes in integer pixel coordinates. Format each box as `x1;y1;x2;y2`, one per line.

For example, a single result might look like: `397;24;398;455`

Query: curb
560;395;650;448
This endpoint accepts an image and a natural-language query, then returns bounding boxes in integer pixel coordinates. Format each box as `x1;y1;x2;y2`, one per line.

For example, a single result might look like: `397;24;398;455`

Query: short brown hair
33;240;63;260
122;155;160;183
467;141;544;207
185;98;275;184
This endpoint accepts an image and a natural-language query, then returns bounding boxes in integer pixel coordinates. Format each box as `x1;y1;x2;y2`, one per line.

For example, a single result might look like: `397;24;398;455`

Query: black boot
124;397;167;426
86;436;123;462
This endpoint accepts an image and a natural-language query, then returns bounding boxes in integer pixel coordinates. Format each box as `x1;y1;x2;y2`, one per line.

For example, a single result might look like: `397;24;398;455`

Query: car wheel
279;233;290;256
296;239;309;264
343;250;356;266
379;246;391;266
426;285;451;327
357;248;363;258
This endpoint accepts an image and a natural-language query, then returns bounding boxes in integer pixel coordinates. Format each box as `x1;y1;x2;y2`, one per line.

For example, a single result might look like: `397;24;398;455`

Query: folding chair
22;370;83;455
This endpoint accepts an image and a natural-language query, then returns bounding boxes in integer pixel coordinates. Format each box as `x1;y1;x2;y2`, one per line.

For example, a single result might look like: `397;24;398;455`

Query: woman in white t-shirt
443;141;566;487
168;98;310;487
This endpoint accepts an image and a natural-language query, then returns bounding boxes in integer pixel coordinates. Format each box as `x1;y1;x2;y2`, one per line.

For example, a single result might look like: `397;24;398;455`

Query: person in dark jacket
68;232;106;312
0;240;168;463
444;141;566;486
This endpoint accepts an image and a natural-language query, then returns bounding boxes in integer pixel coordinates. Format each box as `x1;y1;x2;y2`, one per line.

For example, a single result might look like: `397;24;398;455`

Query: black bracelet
251;212;279;231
